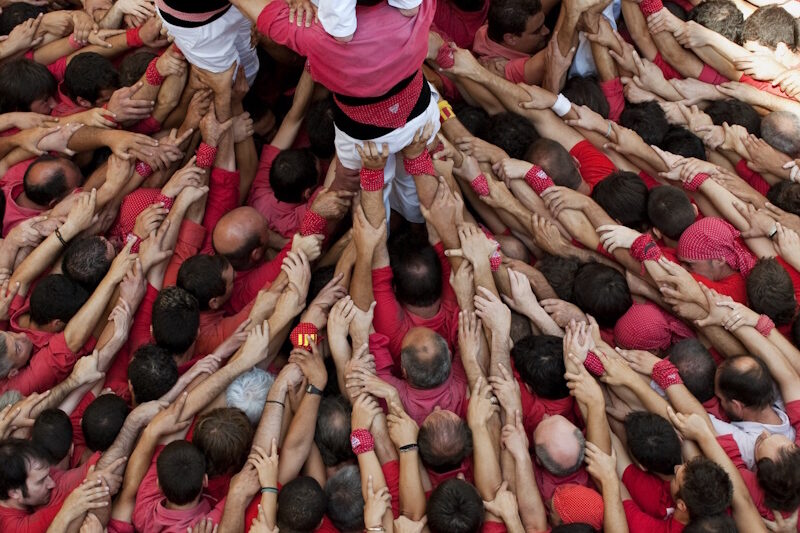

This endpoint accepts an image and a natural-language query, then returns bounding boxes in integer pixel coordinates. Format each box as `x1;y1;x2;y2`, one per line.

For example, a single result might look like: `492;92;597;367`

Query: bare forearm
253;385;288;449
278;393;321;484
398;452;426;519
513;454;548;532
65;277;117;352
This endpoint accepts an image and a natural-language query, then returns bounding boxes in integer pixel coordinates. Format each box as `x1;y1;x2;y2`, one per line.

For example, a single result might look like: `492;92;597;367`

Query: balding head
401;327;451;389
534;415;585;477
23;155;82;208
212;207;269;271
419;409;472;472
761;111;800;158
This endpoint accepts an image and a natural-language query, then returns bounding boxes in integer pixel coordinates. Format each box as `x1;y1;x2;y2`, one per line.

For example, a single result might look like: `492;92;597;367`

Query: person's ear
571;155;581;169
208;296;222;310
251;247;264;263
8;368;18;377
651;227;663;241
52;319;66;332
503;32;518;47
692;203;698;217
76;97;93;109
776;42;789;60
203;474;208;488
8;488;23;502
676;499;687;513
302;187;313;202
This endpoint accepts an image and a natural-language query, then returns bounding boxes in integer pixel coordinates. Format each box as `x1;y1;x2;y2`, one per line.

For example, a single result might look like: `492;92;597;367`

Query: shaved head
212;207;269;271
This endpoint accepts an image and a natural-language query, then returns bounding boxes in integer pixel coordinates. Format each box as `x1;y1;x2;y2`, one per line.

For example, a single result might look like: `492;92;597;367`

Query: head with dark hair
715;355;776;420
747;258;797;325
659;126;706;160
551;525;599;533
63;236;114;291
756;445;800;512
689;0;744;44
526;138;584;190
63;53;120;107
669;339;716;402
682;514;737;533
177;254;233;311
741;5;796;54
400;328;451;389
647;186;696;241
454;104;490;135
534;415;585;476
308;265;336;304
487;0;547;54
156;440;206;505
591;171;649;232
81;394;129;451
563;76;609;119
306;97;336;159
625;412;682;476
31;409;72;465
674;457;732;519
213;207;271;271
118;51;157;88
0;59;57;114
277;476;327;532
767;180;800;216
270;149;319;204
664;1;688;19
620;101;669;145
451;0;487;9
389;232;442;307
0;439;53;506
705;99;761;135
478;112;538;159
29;274;88;329
0;3;46;34
512;334;569;399
324;466;364;532
419;409;472;472
193;407;253;477
572;263;632;328
128;344;179;404
427;479;484;533
151;286;199;355
761;111;800;158
536;255;581;302
23;154;82;208
315;395;354;467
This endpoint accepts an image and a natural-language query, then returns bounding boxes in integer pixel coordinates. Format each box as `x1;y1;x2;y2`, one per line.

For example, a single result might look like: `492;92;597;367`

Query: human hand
137;16;169;48
772;69;800;99
386;404;419;448
541;186;592;218
0;278;20;322
420;176;464;237
232;112;254;143
402;122;435;160
563;319;594;365
161;158;205;197
240;320;271;364
79;512;105;533
107;130;159;161
563;104;610;134
3;14;43;55
5;112;58;130
288;343;327;390
347;370;400;407
72;350;105;386
199;105;233;147
646;8;683;35
543;28;577;93
454;136;506;164
668;78;722;105
501;268;538;317
517;82;558;110
357;140;389;171
474;286;511;337
310;187;355;220
249;438;279;488
715;299;759;332
528;214;571;256
596;348;637;387
290;233;324;262
564;353;604;406
7;215;47;250
348;301;376;343
445;224;497;268
351;393;383;431
616;347;661;376
674;20;710;48
735;201;777;239
61;477;110;520
501;409;529;460
597;224;642;254
189;518;219;533
607;30;637;73
249;504;278;533
35;122;83;156
364;475;391;530
694;283;735;328
457;309;482;366
765;508;799;533
328;295;356;345
440;46;482;78
733;52;786;82
132;203;168;239
137;219;173;272
184;89;213;130
467;376;499;427
156;46;187;78
482;481;520;524
107;83;154;122
666;405;711;441
622;76;658;104
116;0;156;19
487;363;522;415
774;223;800;260
62;189;98;237
743;134;792;176
540;298;587;328
584;441;619;488
394;516;427;533
491;158;533;187
287;0;316;27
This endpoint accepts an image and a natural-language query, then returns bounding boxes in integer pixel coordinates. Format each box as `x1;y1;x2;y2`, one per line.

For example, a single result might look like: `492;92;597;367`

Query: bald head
401;327;451;389
419;409;472;472
534;415;585;477
23;155;82;207
212;207;269;271
761;111;800;158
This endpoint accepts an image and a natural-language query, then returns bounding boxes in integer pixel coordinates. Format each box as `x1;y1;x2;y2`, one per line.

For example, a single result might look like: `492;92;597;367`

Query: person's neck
404;300;441;319
673;507;690;525
15;191;46;211
744;405;782;425
164;496;202;511
0;497;27;511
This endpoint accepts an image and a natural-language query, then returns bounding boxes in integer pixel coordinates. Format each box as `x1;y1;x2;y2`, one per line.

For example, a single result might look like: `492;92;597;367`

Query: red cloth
372;245;460;360
371;332;468;425
0;158;42;237
599;78;625;123
132;445;226;532
248;144;320;238
652;52;683;80
257;0;434;98
740;73;794;99
569;139;617;191
432;0;489;50
0;454;98;533
426;456;474;489
534;463;593;503
130;116;163;135
226;241;291;314
734;158;770;196
164;220;207;287
51;84;87;118
698;64;729;85
68;390;97;468
614;302;695;351
623;499;685;533
335;70;425;129
677;218;756;276
471;24;530;84
109;188;174;246
552;484;604;529
622;464;675;519
482;522;508;533
201;167;240;254
194;299;254;356
638;170;662;189
128;283;159;354
690;270;748;304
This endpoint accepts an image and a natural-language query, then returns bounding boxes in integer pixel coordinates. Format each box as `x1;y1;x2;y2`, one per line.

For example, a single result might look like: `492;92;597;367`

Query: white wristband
551;93;572;117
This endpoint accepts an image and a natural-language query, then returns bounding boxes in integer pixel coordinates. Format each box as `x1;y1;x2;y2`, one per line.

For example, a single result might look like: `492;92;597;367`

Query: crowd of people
0;0;799;531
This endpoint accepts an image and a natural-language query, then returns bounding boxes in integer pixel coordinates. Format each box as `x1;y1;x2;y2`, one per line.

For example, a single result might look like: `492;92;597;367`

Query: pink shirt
256;0;435;97
1;158;42;237
471;24;529;83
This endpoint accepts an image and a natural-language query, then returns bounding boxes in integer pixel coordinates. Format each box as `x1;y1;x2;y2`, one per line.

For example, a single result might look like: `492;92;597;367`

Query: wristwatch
306;383;323;396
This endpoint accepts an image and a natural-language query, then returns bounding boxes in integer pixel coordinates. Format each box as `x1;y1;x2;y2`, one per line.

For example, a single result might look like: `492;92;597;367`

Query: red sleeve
129;116;162;135
504;57;527;84
228;243;291;313
652;52;683;80
69;391;96;467
623;499;670;533
129;283;158;354
247;144;281;209
381;460;401;518
162;220;206;288
569;140;617;191
689;271;747;304
698;63;730;85
621;464;672;519
599;77;625;123
739;73;794;99
717;434;747;468
371;266;409;361
46;56;68;83
256;1;308;56
201;168;240;254
107;519;135;533
132;446;166;533
481;521;508;533
734;159;771;196
0;332;82;395
370;332;397;376
194;299;255;356
785;400;800;443
433;242;456;304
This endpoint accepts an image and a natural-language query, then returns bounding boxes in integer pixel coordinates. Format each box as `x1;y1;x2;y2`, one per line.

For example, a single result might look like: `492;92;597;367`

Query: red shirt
371;332;468;425
201;168;240;254
689;271;748;304
739;73;794;99
256;0;434;98
432;0;489;50
734;159;770;196
426;456;474;490
0;158;42;237
534;463;593;503
623;499;685;533
226;242;291;314
108;188;174;248
194;299;254;357
622;464;674;519
569;139;617;191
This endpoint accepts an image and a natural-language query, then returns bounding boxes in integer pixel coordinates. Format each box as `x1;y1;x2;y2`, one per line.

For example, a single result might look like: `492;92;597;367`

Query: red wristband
682;173;709;192
756;314;775;337
195;142;217;168
639;0;665;16
524;165;555;194
360;167;385;192
300;210;327;236
350;429;375;455
68;34;84;50
126;27;144;48
403;150;435;177
145;58;164;86
135;160;153;178
290;322;319;351
583;351;605;377
436;42;455;69
489;250;502;271
470;174;490;197
652;359;683;390
629;234;663;263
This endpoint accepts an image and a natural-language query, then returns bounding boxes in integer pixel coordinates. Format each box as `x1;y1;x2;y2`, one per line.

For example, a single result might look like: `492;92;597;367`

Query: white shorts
334;84;440;224
311;0;423;38
158;5;259;86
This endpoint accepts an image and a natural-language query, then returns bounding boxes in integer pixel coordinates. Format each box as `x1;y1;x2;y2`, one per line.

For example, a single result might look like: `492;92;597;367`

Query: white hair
226;368;275;424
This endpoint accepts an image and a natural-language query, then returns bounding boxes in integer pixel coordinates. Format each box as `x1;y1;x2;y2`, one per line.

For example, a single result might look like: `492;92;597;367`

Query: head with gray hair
226;368;275;424
0;390;23;410
400;327;451;389
533;415;586;477
761;111;800;158
325;465;364;532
